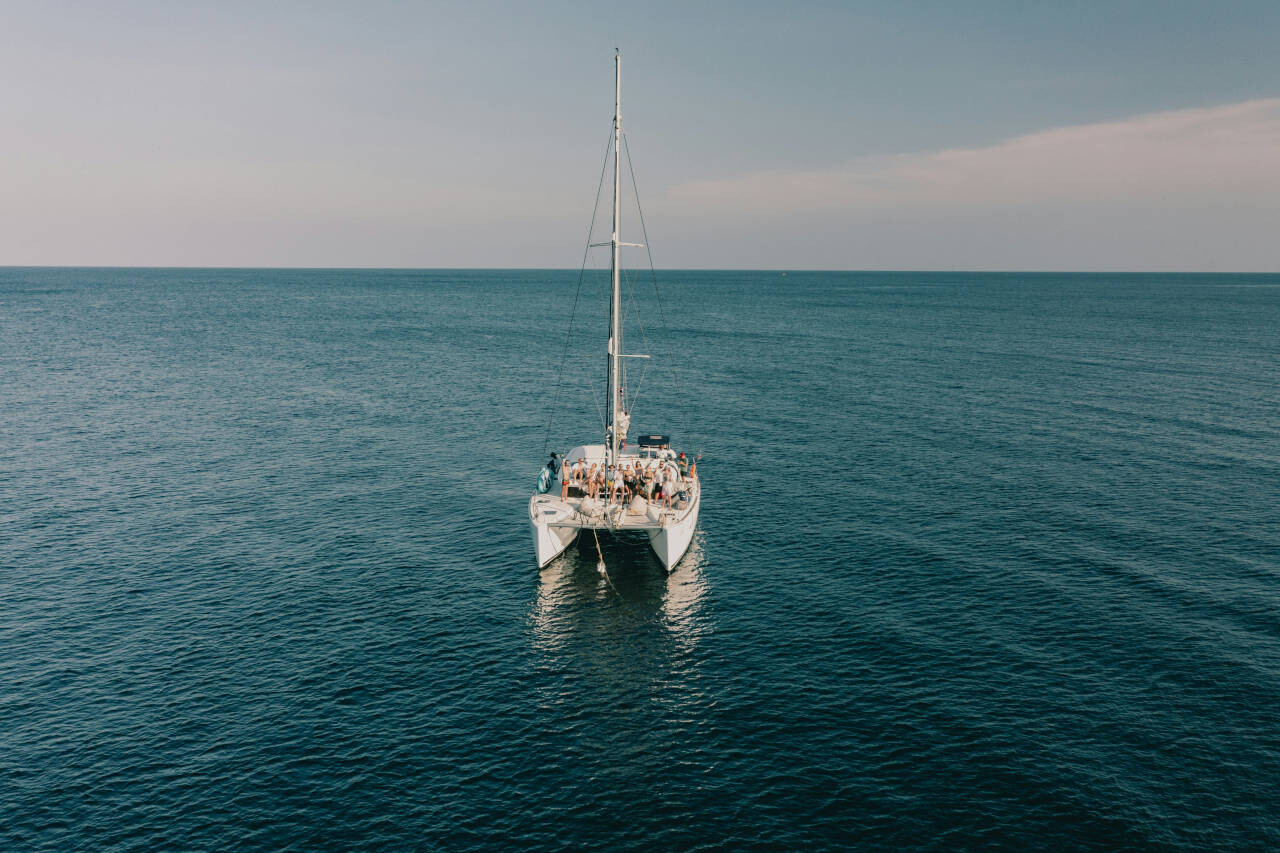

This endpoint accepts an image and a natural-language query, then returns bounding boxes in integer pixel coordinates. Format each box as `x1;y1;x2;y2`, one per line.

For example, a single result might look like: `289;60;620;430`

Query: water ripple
1;269;1278;849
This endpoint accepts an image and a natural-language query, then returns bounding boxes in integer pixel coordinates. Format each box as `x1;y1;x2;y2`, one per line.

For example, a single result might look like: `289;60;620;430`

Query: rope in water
591;526;618;593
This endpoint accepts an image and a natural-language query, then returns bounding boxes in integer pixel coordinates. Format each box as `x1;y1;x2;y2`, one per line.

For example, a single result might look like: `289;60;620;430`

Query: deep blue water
2;267;1278;850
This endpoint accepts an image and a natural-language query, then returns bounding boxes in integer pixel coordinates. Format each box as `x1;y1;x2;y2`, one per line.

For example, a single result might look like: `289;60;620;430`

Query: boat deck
529;489;696;531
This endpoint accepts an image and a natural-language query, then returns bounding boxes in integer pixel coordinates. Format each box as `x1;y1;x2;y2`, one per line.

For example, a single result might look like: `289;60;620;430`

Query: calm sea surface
2;268;1278;850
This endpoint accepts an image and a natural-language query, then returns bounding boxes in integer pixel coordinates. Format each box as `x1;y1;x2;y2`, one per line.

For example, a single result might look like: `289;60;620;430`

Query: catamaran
529;52;701;571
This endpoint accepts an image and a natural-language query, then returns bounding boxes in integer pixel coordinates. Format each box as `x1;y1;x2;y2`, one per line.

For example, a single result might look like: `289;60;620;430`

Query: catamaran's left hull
533;521;579;568
531;493;580;567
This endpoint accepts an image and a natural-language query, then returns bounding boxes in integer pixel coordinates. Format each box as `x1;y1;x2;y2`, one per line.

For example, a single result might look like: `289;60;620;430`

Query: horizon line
4;265;1279;275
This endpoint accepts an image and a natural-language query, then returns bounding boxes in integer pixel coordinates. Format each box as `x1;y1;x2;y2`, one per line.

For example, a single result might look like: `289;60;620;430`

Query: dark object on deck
637;434;670;448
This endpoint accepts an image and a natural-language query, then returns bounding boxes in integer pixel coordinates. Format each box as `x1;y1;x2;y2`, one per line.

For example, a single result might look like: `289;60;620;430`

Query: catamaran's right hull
647;486;700;571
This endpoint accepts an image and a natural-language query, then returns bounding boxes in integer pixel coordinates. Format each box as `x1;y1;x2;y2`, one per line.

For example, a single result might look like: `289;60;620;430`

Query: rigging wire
542;129;615;457
619;267;652;412
589;377;606;431
623;132;691;442
621;265;653;414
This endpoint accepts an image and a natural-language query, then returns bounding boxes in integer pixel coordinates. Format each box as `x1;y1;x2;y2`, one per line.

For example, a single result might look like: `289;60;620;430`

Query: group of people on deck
560;451;696;510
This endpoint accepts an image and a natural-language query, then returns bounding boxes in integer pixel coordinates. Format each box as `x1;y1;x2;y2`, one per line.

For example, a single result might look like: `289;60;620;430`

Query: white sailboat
529;52;701;572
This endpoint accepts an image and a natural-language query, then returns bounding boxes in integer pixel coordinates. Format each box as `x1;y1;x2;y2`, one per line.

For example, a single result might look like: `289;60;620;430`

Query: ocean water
2;267;1278;850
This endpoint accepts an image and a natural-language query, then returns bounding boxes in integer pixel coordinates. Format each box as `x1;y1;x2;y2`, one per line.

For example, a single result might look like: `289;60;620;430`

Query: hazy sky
3;1;1279;270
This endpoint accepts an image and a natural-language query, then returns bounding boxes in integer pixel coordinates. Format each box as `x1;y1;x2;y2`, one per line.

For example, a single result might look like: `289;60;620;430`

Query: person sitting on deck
566;459;584;497
672;476;690;509
610;466;628;504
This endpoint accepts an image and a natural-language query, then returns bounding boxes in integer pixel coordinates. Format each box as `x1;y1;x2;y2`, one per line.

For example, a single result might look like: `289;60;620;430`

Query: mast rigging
606;49;623;468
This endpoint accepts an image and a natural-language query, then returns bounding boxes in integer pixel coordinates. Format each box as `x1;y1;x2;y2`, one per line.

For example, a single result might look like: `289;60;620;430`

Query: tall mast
606;50;623;468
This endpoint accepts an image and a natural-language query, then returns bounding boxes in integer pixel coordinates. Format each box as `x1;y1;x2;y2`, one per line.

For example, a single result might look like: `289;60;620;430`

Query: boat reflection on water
658;534;709;655
529;531;710;671
525;534;712;789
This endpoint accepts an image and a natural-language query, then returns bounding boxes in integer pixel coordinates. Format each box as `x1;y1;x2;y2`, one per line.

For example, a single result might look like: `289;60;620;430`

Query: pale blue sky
3;1;1279;269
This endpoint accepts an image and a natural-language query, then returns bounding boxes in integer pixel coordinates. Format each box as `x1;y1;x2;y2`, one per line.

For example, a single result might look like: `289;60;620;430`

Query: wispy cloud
667;99;1280;214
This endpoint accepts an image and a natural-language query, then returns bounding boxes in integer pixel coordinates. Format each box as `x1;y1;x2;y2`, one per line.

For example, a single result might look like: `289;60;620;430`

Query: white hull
530;446;700;571
645;481;700;570
531;517;580;568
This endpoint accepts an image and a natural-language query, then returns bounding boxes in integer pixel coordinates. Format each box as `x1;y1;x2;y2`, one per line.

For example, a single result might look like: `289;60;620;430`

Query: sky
2;0;1279;270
